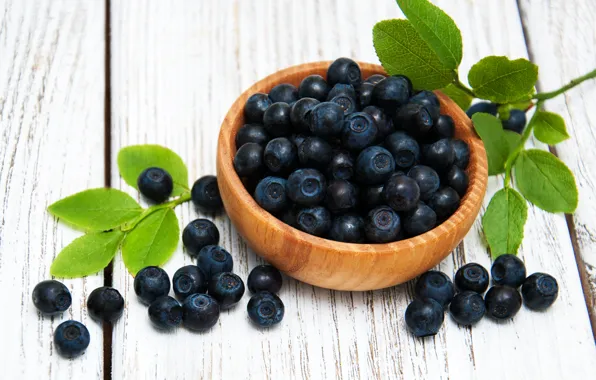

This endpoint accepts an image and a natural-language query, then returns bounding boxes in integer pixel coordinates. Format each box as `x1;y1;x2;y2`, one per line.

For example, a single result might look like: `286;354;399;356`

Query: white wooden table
1;1;595;379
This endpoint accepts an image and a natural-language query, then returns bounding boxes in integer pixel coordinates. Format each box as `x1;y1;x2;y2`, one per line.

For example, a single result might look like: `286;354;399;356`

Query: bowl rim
217;61;488;258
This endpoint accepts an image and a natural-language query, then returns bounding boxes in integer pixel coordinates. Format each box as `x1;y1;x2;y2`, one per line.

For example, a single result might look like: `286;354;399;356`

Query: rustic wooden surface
1;0;595;379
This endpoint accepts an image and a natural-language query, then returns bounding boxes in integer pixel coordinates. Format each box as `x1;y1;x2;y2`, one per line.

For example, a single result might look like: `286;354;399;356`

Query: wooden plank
0;0;106;378
110;0;596;379
518;0;596;333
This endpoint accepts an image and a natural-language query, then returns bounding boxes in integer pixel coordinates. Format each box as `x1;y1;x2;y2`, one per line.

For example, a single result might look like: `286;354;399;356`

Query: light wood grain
0;0;105;378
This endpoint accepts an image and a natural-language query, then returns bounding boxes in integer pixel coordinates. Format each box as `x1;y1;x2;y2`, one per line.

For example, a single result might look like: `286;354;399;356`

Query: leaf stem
533;68;596;100
452;76;477;99
121;191;192;232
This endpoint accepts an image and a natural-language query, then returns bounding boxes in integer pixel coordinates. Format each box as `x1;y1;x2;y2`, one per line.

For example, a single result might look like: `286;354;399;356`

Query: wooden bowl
216;62;487;291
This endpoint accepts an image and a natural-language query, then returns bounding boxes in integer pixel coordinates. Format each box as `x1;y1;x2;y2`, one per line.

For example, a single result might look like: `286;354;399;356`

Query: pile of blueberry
234;57;470;243
405;254;559;337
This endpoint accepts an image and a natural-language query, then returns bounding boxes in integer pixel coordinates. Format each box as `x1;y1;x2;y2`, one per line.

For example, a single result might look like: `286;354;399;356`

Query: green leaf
48;188;142;231
498;101;533;120
472;113;521;175
482;188;527;258
440;84;473;110
121;208;179;275
373;19;455;90
118;145;189;196
50;230;124;278
468;56;538;103
395;0;462;69
531;111;570;145
514;149;578;213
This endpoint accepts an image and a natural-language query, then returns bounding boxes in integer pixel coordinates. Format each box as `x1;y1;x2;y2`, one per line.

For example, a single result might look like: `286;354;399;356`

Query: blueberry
32;280;71;315
431;115;455;141
269;83;298;104
372;76;411;112
296;206;332;236
286;168;326;206
245;93;272;123
455;263;489;293
327;57;362;87
233;142;264;177
484;285;522;319
407;165;440;201
383;174;420;212
503;109;527;134
362;105;393;140
415;271;455;307
451;139;470;169
360;184;385;211
444;165;469;197
248;265;283;294
297;136;333;169
182;219;220;257
309;102;345;137
54;320;90;358
191;175;223;212
449;291;486;325
290;98;320;133
277;205;299;227
410;90;440;121
395;103;434;139
208;272;245;309
365;206;401;243
325;179;359;213
327;83;357;101
405;298;444;337
134;266;171;305
328;151;355;180
341;112;378;151
247;291;285;327
197;245;233;279
358;82;375;108
491;254;527;288
254;176;288;213
466;101;497;117
137;167;173;203
522;272;559;310
385;132;420;170
263;102;292;137
423;138;455;173
182;293;220;331
236;123;270;148
329;214;364;243
355;146;396;185
87;287;124;322
264;137;297;173
428;187;460;220
298;75;329;101
173;265;208;300
291;134;307;149
330;95;358;116
364;74;386;85
148;296;183;329
403;202;437;236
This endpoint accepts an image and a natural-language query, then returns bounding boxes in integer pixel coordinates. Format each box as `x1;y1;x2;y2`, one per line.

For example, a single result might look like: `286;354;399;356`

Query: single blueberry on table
466;101;497;117
247;291;285;327
32;280;72;315
87;286;124;322
403;202;437;237
148;296;183;329
444;165;469;198
183;219;220;257
330;94;358;116
244;93;272;123
297;136;333;169
327;83;357;101
522;272;559;310
385;132;420;170
407;165;440;201
365;206;401;243
327;57;362;88
298;74;330;101
182;293;220;331
286;168;327;206
269;83;298;104
290;98;320;133
296;206;332;236
358;82;375;108
449;291;486;326
208;272;245;309
383;174;420;212
137;167;173;204
329;213;364;243
341;112;378;151
405;298;444;338
263;102;292;137
233;142;264;177
364;74;386;85
236;123;270;148
451;139;470;169
414;271;455;307
423;138;455;173
309;102;345;137
431;115;455;141
484;285;522;319
54;320;90;358
134;266;171;305
503;109;527;134
362;105;393;140
491;254;527;288
325;179;359;213
173;265;208;300
355;146;396;185
410;90;440;121
372;76;412;112
254;176;288;213
248;265;283;294
328;151;355;180
191;175;223;213
428;187;461;220
360;184;385;211
197;245;233;279
264;137;297;174
455;263;489;294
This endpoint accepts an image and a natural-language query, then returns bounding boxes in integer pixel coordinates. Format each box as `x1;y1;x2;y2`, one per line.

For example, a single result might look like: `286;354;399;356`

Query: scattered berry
87;287;124;322
148;296;183;329
182;293;220;331
491;254;526;288
484;285;522;319
191;175;223;212
182;219;220;257
208;272;245;309
454;263;489;294
32;280;71;315
197;245;233;279
54;320;90;358
522;273;559;310
173;265;208;300
414;271;455;307
449;291;486;325
137;167;173;203
134;266;171;305
248;265;283;294
405;298;444;337
247;291;285;327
